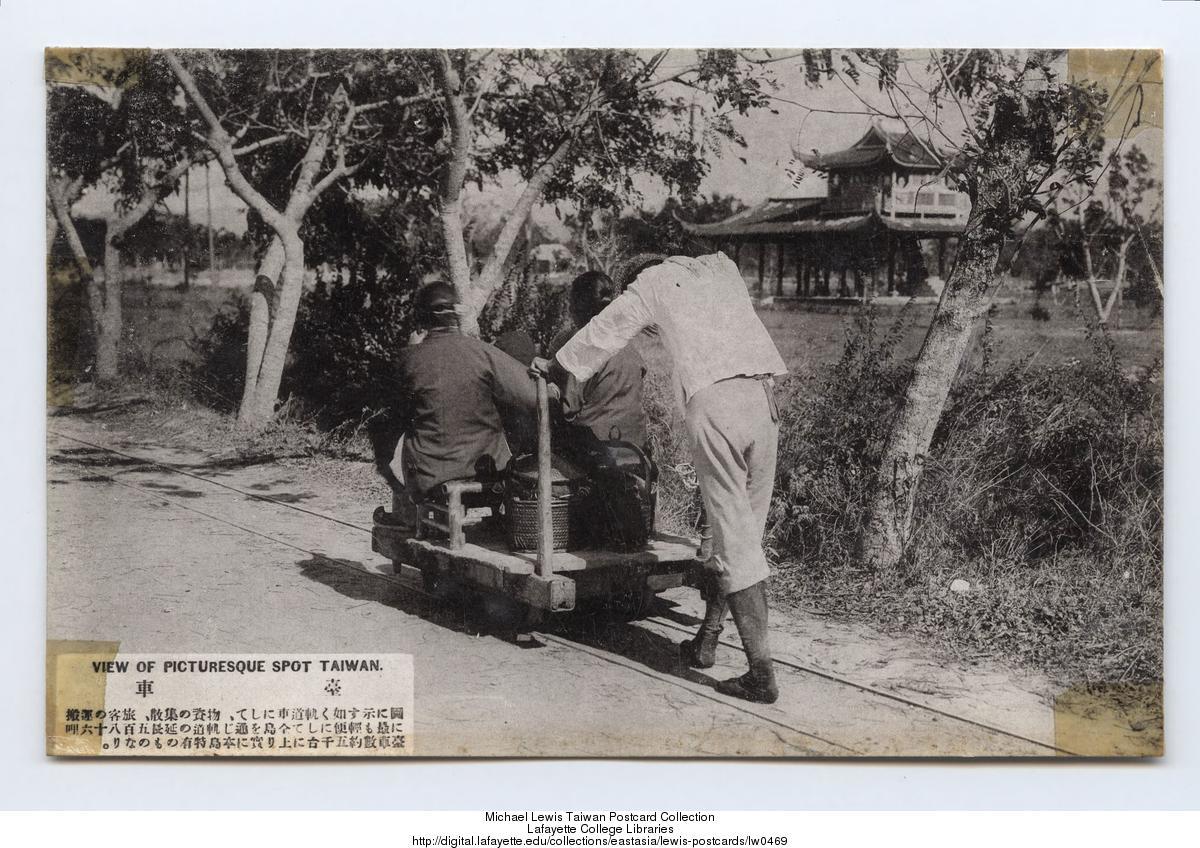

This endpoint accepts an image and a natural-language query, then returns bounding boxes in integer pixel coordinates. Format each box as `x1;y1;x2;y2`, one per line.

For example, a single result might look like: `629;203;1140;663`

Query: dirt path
47;412;1079;757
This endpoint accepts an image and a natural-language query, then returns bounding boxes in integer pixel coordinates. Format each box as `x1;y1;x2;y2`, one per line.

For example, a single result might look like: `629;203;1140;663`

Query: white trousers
686;377;779;595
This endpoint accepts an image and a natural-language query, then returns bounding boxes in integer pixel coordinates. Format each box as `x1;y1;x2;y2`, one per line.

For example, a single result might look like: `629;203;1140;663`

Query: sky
73;49;1163;240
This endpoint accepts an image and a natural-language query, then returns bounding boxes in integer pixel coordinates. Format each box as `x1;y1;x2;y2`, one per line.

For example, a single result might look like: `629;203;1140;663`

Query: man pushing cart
535;249;788;704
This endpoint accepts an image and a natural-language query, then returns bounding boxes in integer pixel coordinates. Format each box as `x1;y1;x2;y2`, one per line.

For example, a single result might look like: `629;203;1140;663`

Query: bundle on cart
578;441;658;551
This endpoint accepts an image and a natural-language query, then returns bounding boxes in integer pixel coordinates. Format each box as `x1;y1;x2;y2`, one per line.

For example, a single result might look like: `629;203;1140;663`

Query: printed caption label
48;652;414;756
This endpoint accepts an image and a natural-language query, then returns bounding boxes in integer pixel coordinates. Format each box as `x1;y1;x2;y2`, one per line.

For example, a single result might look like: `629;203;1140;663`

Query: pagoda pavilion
681;124;971;300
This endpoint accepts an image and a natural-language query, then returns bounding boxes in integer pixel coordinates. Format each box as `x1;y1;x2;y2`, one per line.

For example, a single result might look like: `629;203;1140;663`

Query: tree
1051;144;1161;324
46;49;196;384
1009;224;1069;295
165;49;439;427
837;49;1160;571
431;49;778;332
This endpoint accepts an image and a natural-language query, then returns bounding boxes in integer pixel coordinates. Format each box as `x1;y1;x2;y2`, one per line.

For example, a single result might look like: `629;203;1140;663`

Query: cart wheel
604;586;656;622
420;565;442;594
474;591;540;633
420;567;471;605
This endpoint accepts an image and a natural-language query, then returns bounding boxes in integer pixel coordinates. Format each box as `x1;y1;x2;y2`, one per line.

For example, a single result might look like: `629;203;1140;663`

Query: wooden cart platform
373;517;699;613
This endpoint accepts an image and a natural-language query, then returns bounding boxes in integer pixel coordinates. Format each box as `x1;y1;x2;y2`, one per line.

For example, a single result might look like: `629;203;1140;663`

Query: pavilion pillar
887;233;898;296
733;241;742;268
870;251;880;300
757;241;766;296
794;245;803;296
775;242;785;297
937;237;946;277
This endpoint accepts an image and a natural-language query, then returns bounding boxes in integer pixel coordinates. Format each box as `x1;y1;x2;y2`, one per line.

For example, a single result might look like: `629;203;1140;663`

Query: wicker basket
504;492;581;552
502;453;588;552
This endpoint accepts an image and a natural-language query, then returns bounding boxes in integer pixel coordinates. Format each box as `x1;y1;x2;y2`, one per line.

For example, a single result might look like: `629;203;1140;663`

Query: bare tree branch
232;133;290;156
165;49;289;233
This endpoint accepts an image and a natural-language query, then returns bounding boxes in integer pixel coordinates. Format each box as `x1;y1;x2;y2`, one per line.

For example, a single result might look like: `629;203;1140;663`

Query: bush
760;307;1163;683
186;269;421;429
185;293;249;412
921;331;1162;569
47;266;94;389
282;271;418;429
767;307;914;574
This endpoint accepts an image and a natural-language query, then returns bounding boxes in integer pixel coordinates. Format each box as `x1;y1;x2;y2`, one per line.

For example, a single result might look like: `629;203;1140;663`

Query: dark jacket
549;328;647;449
394;328;538;497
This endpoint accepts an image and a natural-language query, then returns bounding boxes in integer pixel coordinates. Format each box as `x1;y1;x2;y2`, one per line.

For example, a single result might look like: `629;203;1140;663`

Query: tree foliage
467;49;773;210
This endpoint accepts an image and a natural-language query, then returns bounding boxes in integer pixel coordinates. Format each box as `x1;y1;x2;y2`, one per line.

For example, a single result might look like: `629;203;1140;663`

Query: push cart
372;373;701;625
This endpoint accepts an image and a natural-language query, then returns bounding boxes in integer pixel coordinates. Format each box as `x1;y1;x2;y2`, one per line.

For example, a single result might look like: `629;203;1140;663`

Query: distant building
682;124;970;300
530;243;575;275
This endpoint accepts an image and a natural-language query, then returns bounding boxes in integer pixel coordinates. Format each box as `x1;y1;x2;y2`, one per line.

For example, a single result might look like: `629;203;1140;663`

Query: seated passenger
549;270;648;451
383;281;538;501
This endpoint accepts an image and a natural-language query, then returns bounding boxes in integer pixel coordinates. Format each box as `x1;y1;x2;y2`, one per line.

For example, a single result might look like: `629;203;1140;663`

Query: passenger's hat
415;281;461;327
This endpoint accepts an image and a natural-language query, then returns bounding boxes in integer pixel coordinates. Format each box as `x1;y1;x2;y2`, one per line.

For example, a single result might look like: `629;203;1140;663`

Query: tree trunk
49;182;92;278
434;51;477;333
439;196;475;333
238;237;284;422
48;182;99;377
96;234;124;385
857;228;1001;571
434;48;593;333
243;231;306;427
1103;237;1132;327
1082;243;1108;322
46;203;60;252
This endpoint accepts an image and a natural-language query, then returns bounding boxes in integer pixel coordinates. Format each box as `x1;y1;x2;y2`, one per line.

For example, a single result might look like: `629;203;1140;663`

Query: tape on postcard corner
46;640;120;757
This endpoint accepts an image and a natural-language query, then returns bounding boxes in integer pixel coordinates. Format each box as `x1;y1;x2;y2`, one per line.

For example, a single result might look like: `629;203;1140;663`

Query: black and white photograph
43;45;1164;758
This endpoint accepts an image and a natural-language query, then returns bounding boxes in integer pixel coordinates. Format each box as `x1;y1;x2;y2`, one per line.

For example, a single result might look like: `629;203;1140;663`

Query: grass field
759;298;1162;377
106;279;1163;380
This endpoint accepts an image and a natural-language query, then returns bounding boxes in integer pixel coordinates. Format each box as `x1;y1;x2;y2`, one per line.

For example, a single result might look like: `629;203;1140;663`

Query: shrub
767;307;914;575
186;268;421;429
282;271;418;429
761;306;1163;683
922;330;1162;569
47;266;93;389
185;293;249;412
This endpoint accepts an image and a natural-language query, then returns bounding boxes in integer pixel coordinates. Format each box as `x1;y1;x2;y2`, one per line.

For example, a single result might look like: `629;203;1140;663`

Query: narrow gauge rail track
51;431;1076;756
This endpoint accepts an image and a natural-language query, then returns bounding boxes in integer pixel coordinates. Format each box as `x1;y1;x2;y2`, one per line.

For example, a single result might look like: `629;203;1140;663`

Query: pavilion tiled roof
798;125;943;172
692;197;825;231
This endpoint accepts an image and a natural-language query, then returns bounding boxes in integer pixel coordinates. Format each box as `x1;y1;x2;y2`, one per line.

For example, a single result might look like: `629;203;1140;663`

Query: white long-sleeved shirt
555;252;787;405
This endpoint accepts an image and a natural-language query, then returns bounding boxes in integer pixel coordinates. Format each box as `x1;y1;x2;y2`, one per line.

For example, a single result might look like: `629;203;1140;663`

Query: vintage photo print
45;47;1162;757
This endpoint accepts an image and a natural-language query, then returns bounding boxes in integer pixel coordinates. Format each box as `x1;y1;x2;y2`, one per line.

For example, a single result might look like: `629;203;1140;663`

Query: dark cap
415;281;461;328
